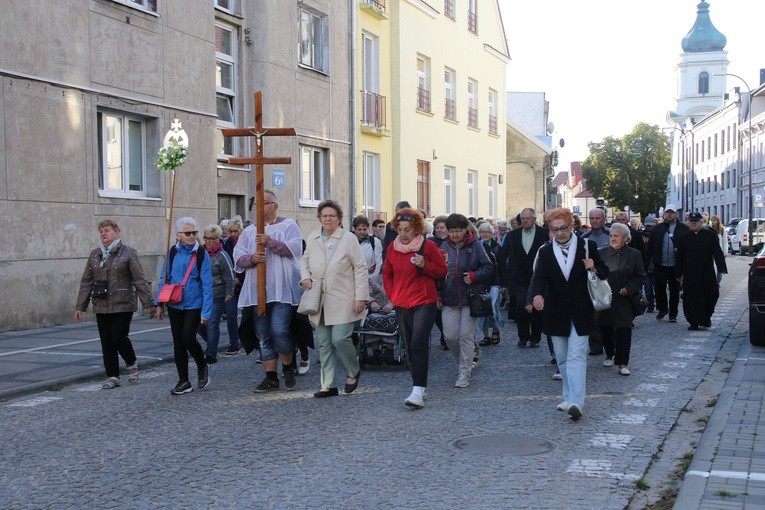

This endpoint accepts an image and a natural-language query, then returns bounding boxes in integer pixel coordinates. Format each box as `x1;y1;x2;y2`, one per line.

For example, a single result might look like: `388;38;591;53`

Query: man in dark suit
503;208;549;347
648;204;690;322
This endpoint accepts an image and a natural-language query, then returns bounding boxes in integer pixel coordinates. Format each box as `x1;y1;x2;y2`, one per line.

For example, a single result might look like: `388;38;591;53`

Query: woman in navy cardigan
529;208;608;420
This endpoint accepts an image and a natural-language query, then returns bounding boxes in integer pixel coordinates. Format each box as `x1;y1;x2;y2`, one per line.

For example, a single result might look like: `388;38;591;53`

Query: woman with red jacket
383;209;447;409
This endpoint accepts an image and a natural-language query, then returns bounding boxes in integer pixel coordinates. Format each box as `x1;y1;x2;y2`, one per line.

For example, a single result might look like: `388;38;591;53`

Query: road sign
573;206;580;213
272;168;285;189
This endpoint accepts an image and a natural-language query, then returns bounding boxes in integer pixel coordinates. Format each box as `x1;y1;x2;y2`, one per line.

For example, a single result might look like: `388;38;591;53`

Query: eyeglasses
179;231;198;237
254;201;274;207
320;214;338;219
448;228;466;234
550;225;570;233
396;213;414;221
203;236;218;241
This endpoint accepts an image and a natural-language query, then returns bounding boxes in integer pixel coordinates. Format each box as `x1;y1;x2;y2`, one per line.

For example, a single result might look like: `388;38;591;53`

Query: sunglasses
179;231;199;237
396;213;414;221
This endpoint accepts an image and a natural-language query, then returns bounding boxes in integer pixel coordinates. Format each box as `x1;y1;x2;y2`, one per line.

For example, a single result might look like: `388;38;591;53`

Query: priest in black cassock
675;212;728;330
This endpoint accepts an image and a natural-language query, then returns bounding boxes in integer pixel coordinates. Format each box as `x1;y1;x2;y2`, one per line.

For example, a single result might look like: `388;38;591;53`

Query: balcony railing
361;90;387;130
468;107;478;128
468;11;477;33
444;0;455;19
445;98;456;120
362;0;386;11
417;86;431;113
489;114;497;134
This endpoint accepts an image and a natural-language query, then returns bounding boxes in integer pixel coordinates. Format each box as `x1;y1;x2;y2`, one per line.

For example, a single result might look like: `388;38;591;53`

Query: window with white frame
488;88;498;134
416;54;431;112
214;0;233;13
488;174;497;216
114;0;157;13
362;32;385;128
417;160;431;216
467;170;477;216
363;152;381;213
215;23;237;158
467;79;478;128
300;145;329;205
444;67;456;120
98;111;148;196
298;6;329;74
444;166;456;214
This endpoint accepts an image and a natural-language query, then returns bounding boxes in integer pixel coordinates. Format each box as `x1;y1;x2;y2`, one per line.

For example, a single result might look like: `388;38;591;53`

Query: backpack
167;245;205;281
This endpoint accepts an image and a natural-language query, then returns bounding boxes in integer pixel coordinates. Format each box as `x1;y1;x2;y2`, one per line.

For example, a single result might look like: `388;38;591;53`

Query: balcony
445;98;456;121
417;86;431;113
468;107;478;129
444;0;455;19
361;90;390;136
359;0;389;20
489;114;498;135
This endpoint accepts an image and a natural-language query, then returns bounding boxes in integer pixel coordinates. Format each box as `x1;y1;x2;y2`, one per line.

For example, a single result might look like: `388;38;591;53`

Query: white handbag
584;241;612;311
297;278;322;315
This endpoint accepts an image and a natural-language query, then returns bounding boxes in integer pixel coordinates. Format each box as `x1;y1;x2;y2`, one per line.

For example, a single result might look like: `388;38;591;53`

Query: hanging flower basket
155;139;188;172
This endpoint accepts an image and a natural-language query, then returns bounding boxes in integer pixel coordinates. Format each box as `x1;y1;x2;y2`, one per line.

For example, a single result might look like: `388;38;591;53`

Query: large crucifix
222;91;296;316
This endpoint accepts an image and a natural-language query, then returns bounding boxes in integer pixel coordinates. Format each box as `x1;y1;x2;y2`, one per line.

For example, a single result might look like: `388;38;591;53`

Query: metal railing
362;0;386;11
489;115;497;134
444;0;455;19
468;11;477;33
468;107;478;128
417;86;431;112
361;90;387;130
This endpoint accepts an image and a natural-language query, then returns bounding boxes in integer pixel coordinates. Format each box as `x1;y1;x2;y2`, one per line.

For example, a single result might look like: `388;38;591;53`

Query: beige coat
300;228;369;326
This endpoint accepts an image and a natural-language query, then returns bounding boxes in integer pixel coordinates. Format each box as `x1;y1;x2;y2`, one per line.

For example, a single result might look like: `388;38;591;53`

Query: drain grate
452;434;557;456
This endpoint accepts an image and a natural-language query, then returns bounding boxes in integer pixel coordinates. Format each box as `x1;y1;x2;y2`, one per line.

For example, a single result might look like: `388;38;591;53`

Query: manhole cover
452;434;557;456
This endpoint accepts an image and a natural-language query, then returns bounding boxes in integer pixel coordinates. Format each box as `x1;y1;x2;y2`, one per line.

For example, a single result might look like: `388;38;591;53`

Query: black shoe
688;325;699;330
204;355;217;364
669;316;677;323
478;337;492;347
656;310;667;320
344;372;361;394
589;350;603;356
314;387;339;398
530;340;540;348
646;307;655;313
254;376;280;393
198;364;210;390
517;339;527;347
283;367;297;391
551;358;557;365
171;380;192;395
442;343;449;351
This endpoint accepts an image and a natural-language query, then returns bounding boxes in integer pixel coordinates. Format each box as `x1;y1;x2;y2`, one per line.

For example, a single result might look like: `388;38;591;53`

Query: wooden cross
222;91;296;316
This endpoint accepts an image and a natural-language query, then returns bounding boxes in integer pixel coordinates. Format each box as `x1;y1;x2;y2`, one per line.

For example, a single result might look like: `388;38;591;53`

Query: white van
730;218;765;254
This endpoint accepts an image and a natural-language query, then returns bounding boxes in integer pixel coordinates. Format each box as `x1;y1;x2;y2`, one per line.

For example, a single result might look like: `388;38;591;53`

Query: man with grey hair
582;207;610;355
614;211;645;254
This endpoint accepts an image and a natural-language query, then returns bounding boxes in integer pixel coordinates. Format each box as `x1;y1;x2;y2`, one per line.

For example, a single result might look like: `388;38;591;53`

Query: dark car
749;244;765;345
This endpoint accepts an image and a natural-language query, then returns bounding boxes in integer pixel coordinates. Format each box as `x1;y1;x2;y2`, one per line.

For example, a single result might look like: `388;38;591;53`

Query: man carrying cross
234;190;304;392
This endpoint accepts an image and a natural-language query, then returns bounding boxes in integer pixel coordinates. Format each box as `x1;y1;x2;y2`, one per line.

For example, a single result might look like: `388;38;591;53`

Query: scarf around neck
99;238;121;267
393;234;424;254
552;234;577;281
206;241;223;258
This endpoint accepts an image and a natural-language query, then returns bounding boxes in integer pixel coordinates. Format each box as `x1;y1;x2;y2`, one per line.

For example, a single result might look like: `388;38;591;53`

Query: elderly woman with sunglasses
156;217;213;395
197;224;235;364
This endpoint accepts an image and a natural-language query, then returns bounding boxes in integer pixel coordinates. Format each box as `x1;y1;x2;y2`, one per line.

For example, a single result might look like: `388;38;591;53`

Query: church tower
667;0;729;125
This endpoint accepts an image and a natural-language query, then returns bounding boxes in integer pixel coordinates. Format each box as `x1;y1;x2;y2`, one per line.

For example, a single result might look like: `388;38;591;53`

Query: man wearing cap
648;204;689;322
674;212;727;330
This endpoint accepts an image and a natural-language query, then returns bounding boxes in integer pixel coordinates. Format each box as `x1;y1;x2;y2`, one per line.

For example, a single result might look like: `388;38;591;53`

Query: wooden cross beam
222;91;296;316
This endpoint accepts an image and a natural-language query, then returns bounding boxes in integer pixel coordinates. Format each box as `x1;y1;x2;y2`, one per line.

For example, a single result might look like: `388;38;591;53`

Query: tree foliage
582;123;671;219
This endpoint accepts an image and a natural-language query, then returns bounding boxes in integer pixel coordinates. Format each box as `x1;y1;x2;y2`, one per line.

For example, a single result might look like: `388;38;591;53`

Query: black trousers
601;326;632;366
513;284;542;342
168;307;205;382
395;303;437;387
96;312;137;378
654;265;680;316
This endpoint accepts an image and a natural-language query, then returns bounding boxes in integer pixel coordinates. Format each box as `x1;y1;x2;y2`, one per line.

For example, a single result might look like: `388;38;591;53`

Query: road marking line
7;396;62;408
0;325;171;357
590;433;633;449
650;371;679;379
624;398;659;407
566;459;640;481
638;383;669;392
663;362;687;368
609;413;647;425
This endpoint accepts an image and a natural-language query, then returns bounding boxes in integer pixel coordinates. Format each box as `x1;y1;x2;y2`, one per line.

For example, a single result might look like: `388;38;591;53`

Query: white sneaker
454;373;470;388
298;359;310;375
552;369;562;380
405;391;424;409
603;358;614;367
556;401;569;411
620;367;631;376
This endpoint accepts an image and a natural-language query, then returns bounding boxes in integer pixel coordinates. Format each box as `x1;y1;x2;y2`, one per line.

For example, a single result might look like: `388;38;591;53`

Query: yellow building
355;0;509;221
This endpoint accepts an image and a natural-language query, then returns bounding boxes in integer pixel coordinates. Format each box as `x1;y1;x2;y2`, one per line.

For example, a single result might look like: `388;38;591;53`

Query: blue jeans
477;285;504;331
224;296;240;350
198;297;226;357
551;322;589;408
255;302;294;361
643;273;655;309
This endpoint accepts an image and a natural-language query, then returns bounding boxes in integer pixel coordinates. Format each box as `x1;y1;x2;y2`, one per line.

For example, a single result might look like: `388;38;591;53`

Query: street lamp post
716;73;754;254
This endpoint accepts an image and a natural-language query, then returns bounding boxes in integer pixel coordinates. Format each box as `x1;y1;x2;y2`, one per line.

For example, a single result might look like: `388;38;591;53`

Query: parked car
730;218;765;254
725;217;741;252
749;244;765;345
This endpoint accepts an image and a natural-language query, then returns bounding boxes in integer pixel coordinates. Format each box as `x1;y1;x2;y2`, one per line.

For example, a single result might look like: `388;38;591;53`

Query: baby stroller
354;311;407;368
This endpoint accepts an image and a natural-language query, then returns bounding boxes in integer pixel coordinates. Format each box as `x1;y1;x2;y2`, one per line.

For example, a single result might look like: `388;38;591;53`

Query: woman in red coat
383;209;447;409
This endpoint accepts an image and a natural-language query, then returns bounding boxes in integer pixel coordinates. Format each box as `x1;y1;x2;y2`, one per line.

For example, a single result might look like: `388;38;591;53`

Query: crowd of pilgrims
75;195;726;420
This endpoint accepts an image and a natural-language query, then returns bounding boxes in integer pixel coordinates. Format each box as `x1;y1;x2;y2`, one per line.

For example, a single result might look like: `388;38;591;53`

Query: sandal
127;364;139;384
102;377;121;389
478;336;492;347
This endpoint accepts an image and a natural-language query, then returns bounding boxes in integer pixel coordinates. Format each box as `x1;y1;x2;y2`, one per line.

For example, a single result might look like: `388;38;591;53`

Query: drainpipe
349;0;358;217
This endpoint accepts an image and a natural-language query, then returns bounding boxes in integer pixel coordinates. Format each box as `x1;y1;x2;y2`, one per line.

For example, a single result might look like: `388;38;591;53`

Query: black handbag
468;289;493;318
630;290;649;317
92;280;108;299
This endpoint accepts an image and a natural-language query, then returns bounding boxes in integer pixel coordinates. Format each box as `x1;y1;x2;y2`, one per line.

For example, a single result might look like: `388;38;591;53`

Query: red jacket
383;238;447;309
